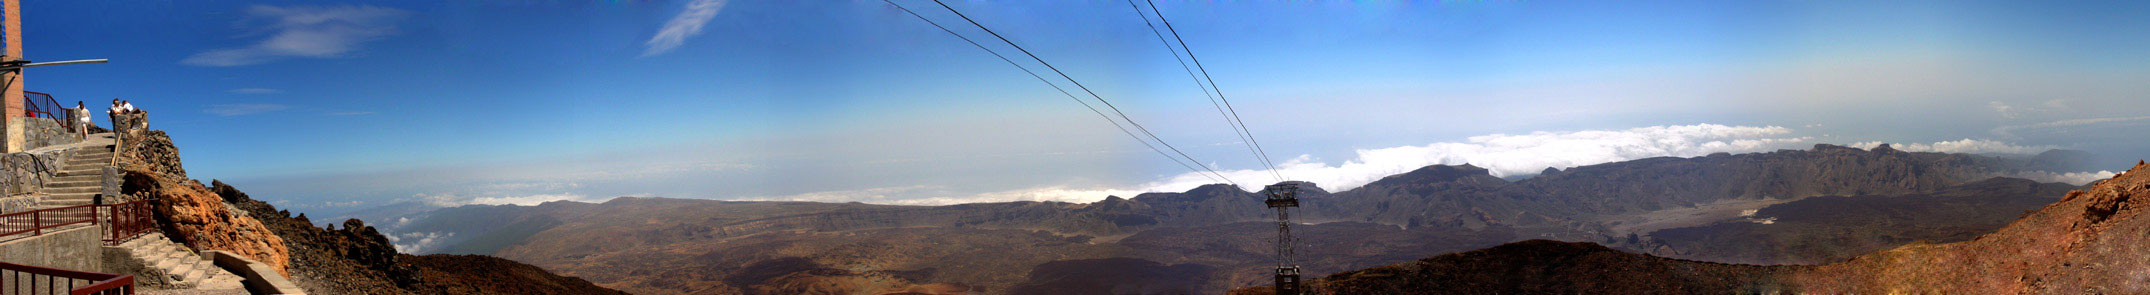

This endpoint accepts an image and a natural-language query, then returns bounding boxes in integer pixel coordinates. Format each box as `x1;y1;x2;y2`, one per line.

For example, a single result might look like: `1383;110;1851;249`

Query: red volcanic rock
136;169;292;276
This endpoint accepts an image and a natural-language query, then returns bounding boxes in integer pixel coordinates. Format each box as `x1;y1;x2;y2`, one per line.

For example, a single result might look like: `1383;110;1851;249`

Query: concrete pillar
2;0;23;153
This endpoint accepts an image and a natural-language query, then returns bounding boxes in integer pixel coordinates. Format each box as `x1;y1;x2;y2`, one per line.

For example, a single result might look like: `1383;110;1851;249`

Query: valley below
357;144;2107;294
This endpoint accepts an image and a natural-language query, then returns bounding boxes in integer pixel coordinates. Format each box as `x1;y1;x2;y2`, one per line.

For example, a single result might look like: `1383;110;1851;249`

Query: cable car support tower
1266;183;1303;295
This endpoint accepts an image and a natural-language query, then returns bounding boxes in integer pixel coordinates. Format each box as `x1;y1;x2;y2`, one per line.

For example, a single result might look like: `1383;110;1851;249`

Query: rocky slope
115;129;628;295
1235;160;2150;294
127;168;291;277
216;180;632;295
385;144;2094;294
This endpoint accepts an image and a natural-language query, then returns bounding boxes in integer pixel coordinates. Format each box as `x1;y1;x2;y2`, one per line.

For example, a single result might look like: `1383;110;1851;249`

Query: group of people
106;99;137;115
65;98;144;139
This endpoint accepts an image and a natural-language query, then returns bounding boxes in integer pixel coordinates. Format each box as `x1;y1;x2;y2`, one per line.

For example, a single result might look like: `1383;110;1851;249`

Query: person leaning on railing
108;98;125;155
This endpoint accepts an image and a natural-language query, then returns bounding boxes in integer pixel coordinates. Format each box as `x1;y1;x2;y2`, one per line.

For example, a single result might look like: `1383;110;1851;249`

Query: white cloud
2041;99;2072;110
745;124;1812;205
388;231;455;253
884;186;1149;206
205;104;291;116
1988;101;2019;119
183;5;408;66
741;185;942;203
2007;170;2117;185
1991;116;2150;138
413;192;618;207
1850;139;2057;155
642;0;730;57
229;88;282;94
1138;124;1811;193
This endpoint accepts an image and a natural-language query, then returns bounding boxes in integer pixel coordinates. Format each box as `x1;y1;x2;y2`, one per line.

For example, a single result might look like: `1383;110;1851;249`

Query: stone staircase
42;136;113;208
112;232;243;289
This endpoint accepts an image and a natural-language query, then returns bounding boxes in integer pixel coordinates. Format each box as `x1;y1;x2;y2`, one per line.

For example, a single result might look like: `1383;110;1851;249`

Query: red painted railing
0;204;96;238
101;200;154;246
0;261;134;295
0;201;158;245
22;91;71;130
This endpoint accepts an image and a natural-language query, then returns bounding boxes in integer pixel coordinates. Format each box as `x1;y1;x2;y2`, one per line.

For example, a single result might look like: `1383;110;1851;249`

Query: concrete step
56;170;102;177
55;174;100;182
46;187;101;194
45;180;100;188
123;237;162;252
42;201;90;208
44;197;95;204
176;260;205;282
69;154;111;161
152;251;183;271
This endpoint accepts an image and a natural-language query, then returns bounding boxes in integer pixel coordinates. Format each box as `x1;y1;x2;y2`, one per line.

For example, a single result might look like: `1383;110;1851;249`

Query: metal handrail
22;91;70;130
101;200;154;245
0;203;97;237
0;260;135;295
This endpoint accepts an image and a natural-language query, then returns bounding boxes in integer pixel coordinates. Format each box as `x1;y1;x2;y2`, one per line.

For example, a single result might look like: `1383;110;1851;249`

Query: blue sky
18;1;2150;216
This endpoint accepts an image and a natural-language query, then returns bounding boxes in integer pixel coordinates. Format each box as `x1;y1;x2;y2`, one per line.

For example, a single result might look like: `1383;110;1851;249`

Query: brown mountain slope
389;145;2087;294
1647;177;2081;264
400;254;631;295
1791;161;2150;293
1284;240;1808;294
1236;161;2150;294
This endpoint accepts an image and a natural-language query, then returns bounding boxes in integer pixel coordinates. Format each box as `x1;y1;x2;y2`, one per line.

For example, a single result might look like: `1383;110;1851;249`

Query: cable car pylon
1265;182;1302;295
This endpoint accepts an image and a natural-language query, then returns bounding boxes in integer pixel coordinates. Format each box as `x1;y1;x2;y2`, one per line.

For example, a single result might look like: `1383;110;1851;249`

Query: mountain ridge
374;144;2098;294
1238;160;2150;294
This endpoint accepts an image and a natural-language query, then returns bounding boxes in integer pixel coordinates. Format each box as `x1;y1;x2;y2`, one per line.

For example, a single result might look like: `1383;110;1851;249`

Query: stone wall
0;147;66;198
0;195;36;213
0;225;104;272
13;116;79;152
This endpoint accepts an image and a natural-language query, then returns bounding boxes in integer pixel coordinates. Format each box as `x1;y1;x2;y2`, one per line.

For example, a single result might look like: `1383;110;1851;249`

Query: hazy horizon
21;1;2148;217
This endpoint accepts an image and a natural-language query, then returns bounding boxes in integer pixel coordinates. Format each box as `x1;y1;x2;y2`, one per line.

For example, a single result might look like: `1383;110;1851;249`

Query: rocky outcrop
222;180;424;295
119;130;186;181
131;169;291;277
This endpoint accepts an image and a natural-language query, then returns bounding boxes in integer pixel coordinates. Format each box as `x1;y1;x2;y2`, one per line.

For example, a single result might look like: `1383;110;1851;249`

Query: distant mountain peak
1812;143;1862;151
1189;183;1245;192
1388;164;1499;183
